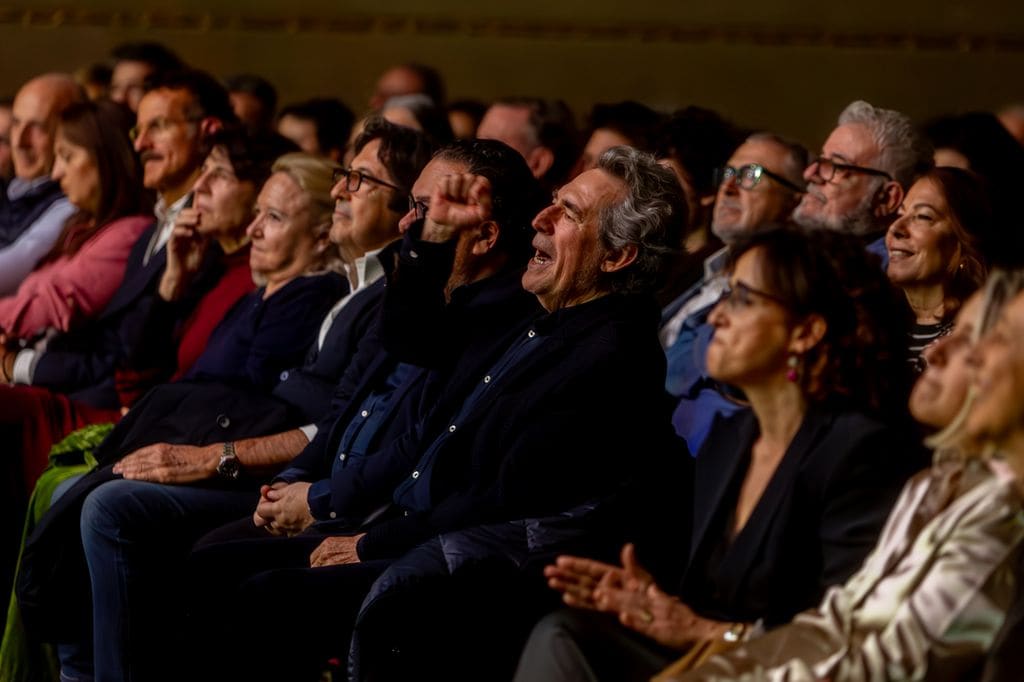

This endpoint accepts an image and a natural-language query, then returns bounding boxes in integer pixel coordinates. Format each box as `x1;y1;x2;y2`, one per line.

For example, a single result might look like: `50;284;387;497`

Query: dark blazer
680;405;926;628
29;222;206;408
354;292;680;562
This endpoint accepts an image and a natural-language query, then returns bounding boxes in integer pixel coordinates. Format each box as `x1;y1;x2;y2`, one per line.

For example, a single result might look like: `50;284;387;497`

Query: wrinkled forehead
558;167;627;216
137;87;193;123
822;122;879;165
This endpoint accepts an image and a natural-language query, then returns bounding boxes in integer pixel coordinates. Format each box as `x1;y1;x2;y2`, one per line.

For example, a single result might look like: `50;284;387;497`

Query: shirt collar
344;246;386;291
6;175;57;201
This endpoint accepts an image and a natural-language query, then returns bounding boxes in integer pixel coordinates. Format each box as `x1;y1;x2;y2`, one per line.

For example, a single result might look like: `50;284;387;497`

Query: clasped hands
251;482;363;568
545;543;724;650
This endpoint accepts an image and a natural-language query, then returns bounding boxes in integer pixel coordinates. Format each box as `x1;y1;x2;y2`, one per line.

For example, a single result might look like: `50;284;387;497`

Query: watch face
218;456;241;480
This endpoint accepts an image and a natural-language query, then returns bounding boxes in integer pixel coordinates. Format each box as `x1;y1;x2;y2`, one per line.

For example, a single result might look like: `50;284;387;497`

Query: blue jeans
78;479;257;682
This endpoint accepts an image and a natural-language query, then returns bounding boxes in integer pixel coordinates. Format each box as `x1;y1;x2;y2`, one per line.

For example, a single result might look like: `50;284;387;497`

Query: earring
786;354;800;382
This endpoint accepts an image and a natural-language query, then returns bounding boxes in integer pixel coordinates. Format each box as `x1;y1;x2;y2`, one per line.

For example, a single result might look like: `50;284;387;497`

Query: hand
544;554;632;611
591;544;720;650
421;174;493;243
0;348;14;384
309;533;365;568
159;208;209;301
112;442;219;483
253;481;314;535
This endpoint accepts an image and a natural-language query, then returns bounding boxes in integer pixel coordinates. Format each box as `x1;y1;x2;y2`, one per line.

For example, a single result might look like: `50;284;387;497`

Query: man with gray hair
662;131;809;453
190;146;690;681
794;100;932;262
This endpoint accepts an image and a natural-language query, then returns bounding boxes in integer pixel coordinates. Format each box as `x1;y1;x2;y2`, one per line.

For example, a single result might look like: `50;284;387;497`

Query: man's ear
470;221;500;256
526;146;555;180
789;313;827;354
875;180;903;218
600;243;638;274
698;192;716;208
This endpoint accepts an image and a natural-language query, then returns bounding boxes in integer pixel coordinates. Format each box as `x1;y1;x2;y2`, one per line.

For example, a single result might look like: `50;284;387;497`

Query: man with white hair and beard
793;100;932;266
661;132;808;453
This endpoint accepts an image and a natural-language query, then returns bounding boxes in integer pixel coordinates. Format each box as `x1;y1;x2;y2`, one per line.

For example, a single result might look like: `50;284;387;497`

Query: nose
708;299;728;327
12;121;30;149
531;204;557;233
330;178;351;202
133;129;150;153
245;214;262;239
888;213;909;239
51;157;66;181
803;160;822;184
921;336;947;369
398;207;417;234
192;166;214;194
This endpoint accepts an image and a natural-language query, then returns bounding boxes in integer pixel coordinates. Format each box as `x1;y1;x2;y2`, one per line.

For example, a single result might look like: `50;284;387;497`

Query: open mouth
532;247;551;265
888;248;914;261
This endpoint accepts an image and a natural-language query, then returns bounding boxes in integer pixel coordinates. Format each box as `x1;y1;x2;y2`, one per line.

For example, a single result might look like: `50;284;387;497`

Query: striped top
907;319;954;374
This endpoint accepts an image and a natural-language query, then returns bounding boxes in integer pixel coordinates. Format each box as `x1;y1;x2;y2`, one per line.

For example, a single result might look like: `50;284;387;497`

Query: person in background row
368;63;446;111
447;98;487;140
885;167;988;372
476;97;579;194
74;62;111;103
0;100;150;341
277;97;354;163
108;41;184;113
225;73;278;136
382;93;455;147
576;100;665;174
0;73;83;295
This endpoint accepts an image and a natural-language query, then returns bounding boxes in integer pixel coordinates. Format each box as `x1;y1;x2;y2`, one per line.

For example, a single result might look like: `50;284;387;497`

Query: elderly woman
885;166;989;371
665;271;1024;682
0;100;150;342
44;152;346;682
514;228;923;681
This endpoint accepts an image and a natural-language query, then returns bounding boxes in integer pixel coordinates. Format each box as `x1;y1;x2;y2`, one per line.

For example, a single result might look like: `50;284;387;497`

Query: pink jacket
0;214;152;339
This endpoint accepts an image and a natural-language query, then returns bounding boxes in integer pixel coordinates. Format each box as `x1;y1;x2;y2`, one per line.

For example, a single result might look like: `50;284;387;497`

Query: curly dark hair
727;227;912;416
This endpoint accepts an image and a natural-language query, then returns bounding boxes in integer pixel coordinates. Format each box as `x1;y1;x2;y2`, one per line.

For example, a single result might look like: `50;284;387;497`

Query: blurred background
1;0;1023;146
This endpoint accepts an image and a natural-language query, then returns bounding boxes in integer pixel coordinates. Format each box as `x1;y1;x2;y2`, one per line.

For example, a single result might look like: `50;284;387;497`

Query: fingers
621;543;654;585
174;208;202;228
436;174;493;209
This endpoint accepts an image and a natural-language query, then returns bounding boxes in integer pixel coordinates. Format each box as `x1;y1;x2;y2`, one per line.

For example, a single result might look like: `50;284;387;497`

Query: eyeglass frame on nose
332;168;404;194
715;163;805;194
808;156;893;183
407;196;430;221
719;280;790;310
128;116;202;143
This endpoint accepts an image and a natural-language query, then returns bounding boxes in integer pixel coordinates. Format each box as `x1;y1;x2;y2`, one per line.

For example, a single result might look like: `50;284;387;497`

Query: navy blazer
29;222;192;408
680;405;927;627
354;292;679;562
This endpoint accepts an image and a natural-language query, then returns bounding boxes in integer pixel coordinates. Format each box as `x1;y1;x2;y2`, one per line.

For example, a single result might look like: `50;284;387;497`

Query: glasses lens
345;170;362;192
816;158;834;181
739;165;762;189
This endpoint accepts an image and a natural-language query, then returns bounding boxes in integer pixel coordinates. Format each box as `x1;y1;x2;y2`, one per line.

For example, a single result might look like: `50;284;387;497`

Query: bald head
11;73;83;179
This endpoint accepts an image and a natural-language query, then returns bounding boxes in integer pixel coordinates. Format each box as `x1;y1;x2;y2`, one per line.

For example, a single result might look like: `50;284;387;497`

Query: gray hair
838;100;933;189
744;131;810;187
595;146;687;295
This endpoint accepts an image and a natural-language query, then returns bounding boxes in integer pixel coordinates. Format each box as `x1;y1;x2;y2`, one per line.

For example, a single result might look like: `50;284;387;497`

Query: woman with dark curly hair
885;167;989;372
514;228;926;682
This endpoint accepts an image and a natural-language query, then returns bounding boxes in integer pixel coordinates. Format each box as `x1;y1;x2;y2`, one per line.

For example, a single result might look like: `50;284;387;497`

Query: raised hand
159;208;210;301
421;173;494;243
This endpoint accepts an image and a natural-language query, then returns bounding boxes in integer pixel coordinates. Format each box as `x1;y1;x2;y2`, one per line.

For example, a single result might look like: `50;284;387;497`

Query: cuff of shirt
297;423;317;442
12;349;39;384
306;479;333;520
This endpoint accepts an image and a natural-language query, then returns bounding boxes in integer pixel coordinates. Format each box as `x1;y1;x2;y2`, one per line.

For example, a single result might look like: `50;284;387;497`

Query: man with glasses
661;132;809;453
793;100;932;264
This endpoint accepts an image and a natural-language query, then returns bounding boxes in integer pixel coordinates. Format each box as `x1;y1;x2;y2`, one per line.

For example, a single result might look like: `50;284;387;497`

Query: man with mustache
793;100;933;266
661;132;808;453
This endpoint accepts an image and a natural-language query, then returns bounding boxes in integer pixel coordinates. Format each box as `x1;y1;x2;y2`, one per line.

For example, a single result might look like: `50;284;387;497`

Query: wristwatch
216;441;242;480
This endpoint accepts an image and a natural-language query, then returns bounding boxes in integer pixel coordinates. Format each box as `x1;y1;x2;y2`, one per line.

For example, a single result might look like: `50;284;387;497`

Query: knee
79;480;143;542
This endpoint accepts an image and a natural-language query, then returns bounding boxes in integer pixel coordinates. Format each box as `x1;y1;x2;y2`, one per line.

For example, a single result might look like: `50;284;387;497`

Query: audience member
381;93;455;146
662;132;807;452
0;98;13;181
0;101;149;341
0;74;83;295
996;103;1024;144
577;100;664;173
671;270;1024;682
514;228;922;682
794;100;933;267
925;111;1024;265
224;73;277;135
476;97;579;192
368;63;446;110
108;42;184;113
74;62;111;102
447;98;488;139
276;98;354;162
886;167;989;372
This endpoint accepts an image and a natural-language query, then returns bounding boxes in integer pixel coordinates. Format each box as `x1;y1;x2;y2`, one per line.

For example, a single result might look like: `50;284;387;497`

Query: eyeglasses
809;157;893;183
332;168;403;194
128;116;200;143
719;280;789;310
715;164;804;193
408;197;429;221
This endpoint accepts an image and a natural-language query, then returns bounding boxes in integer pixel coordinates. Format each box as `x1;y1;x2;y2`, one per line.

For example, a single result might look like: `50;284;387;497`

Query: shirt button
361;410;369;417
528;330;536;338
339;453;347;461
279;370;290;381
483;375;491;383
216;414;230;428
412;471;420;479
449;425;457;433
329;512;337;519
409;250;419;259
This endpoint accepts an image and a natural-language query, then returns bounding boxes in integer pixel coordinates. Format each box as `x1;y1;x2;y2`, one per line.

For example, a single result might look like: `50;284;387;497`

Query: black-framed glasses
719;280;789;310
128;116;201;142
332;168;403;194
809;157;893;183
715;163;804;193
408;196;429;221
